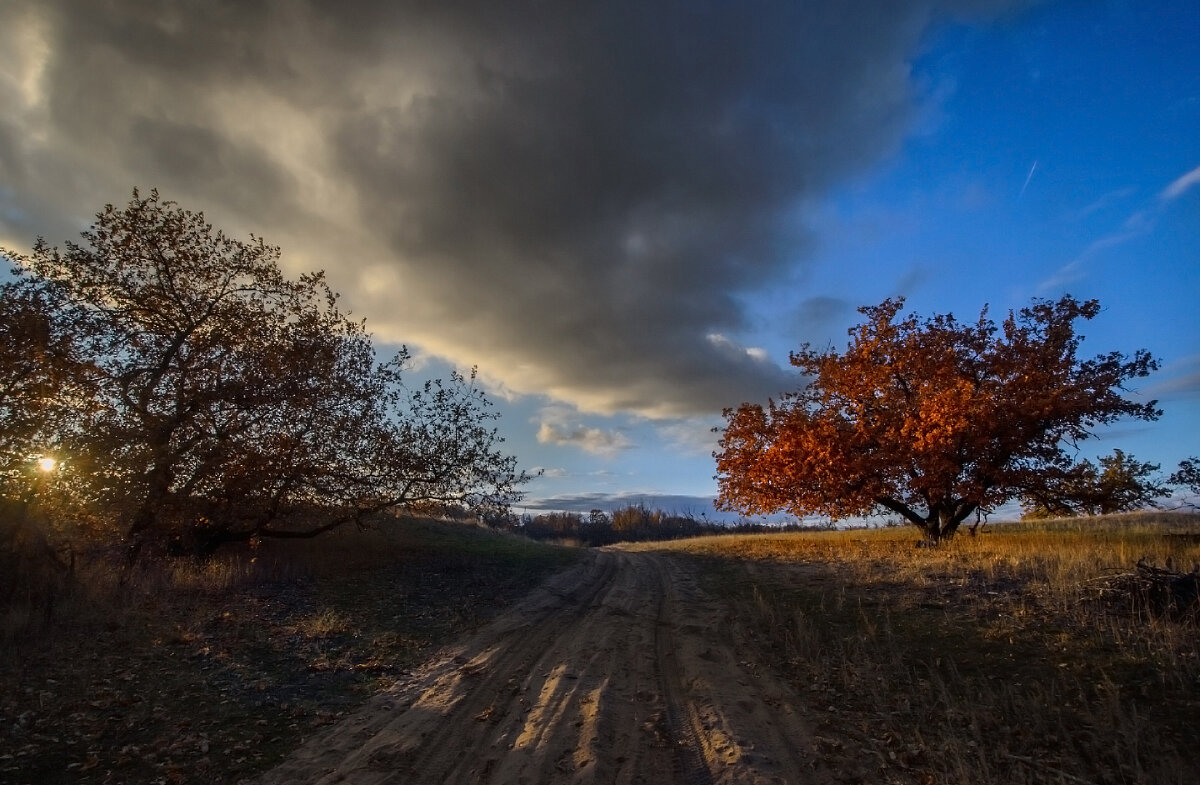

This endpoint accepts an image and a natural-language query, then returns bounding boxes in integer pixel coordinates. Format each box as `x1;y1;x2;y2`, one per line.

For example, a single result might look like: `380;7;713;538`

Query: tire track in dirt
653;559;715;785
258;550;833;785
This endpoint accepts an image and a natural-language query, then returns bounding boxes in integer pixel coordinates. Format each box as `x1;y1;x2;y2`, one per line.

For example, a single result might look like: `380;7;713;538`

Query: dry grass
636;511;1200;784
0;516;580;785
7;511;1196;784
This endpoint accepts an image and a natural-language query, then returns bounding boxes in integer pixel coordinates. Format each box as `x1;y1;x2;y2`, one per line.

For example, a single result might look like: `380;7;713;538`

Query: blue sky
1;1;1197;519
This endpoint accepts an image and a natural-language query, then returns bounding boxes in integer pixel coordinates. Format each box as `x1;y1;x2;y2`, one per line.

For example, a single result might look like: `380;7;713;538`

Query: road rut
258;550;831;785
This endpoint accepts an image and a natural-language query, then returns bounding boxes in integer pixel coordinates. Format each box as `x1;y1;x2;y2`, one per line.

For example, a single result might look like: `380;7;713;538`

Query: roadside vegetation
0;189;530;579
510;503;831;547
0;516;579;785
637;512;1200;784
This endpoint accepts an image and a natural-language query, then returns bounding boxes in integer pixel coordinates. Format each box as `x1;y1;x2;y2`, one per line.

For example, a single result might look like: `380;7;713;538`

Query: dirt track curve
259;550;834;785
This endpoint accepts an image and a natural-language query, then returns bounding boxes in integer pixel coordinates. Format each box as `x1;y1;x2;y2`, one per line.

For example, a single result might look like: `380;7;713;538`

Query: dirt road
259;550;833;785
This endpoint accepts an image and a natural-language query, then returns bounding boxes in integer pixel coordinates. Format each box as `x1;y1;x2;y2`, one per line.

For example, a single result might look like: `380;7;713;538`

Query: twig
1006;753;1100;785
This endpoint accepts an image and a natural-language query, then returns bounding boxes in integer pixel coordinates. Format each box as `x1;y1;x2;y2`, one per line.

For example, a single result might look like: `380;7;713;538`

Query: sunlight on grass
295;608;353;639
635;511;1200;784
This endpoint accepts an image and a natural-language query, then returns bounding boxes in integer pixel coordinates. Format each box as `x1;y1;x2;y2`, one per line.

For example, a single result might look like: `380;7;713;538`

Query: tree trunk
918;515;950;543
875;496;978;544
123;460;175;571
925;501;979;543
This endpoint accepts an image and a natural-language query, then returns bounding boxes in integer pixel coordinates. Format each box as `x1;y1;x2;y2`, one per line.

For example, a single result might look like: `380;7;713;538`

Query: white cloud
706;333;773;365
1161;163;1200;201
528;466;568;479
536;422;634;457
534;407;634;457
655;418;723;457
1036;258;1086;294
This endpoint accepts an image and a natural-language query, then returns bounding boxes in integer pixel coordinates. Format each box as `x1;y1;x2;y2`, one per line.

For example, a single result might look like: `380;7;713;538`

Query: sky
0;0;1196;521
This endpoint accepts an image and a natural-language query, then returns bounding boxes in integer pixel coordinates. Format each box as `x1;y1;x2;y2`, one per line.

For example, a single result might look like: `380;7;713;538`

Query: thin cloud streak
1069;186;1136;221
1161;163;1200;201
1018;159;1038;199
1036;258;1086;294
1039;162;1198;294
1144;354;1200;402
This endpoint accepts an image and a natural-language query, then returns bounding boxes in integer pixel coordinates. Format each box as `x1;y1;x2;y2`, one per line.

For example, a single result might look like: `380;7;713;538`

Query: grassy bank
640;512;1200;784
0;516;580;785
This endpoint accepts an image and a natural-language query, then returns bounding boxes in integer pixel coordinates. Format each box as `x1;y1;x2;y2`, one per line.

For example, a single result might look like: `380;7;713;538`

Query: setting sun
37;456;57;472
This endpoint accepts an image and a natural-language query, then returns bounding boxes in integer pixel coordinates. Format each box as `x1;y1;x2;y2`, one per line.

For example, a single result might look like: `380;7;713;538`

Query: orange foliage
715;297;1160;540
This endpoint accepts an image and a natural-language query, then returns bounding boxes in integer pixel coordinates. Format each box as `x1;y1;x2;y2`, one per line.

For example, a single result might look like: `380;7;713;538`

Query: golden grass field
632;511;1200;784
3;511;1198;784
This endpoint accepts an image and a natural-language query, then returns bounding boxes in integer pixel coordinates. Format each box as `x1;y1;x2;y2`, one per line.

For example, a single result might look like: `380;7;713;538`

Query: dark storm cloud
129;118;293;203
0;0;1033;418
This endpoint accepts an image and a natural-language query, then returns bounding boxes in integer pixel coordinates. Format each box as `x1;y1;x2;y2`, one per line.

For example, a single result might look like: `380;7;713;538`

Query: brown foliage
716;296;1160;540
1;190;530;563
1170;456;1200;501
0;274;99;495
1021;448;1170;519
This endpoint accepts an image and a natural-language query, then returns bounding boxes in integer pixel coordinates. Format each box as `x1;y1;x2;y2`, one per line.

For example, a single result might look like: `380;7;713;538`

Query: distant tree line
0;190;529;564
505;504;833;546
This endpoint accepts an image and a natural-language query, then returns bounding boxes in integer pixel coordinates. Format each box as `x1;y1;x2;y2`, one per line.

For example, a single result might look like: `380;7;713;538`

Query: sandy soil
257;550;838;785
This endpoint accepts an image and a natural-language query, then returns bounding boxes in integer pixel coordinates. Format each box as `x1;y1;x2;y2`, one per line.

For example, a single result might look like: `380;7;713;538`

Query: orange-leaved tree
715;297;1160;541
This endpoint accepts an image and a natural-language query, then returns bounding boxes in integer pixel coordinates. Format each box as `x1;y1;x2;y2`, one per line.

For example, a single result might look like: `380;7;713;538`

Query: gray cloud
1144;354;1200;402
535;417;635;458
789;296;855;347
0;0;1032;419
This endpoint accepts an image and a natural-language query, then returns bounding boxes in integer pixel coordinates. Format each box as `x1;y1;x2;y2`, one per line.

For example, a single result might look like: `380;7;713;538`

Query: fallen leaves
1;543;568;784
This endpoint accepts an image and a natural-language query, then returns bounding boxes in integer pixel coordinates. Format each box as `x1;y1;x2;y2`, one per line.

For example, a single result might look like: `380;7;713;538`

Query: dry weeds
635;512;1200;784
0;517;579;785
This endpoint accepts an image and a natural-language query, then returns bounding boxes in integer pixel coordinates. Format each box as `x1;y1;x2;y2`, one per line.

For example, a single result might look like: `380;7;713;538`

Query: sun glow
37;456;57;472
